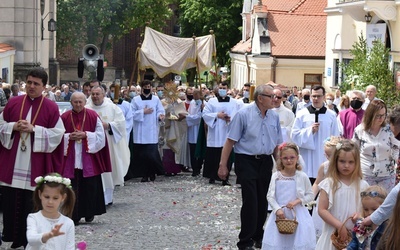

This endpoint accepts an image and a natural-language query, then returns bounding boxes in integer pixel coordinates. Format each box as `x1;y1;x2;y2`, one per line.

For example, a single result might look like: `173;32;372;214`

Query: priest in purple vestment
61;92;112;225
0;68;65;248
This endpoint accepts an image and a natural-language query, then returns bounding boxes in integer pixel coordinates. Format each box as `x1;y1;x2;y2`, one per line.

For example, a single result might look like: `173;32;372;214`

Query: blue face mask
157;90;163;98
129;92;136;98
110;92;115;99
218;89;227;97
195;99;202;106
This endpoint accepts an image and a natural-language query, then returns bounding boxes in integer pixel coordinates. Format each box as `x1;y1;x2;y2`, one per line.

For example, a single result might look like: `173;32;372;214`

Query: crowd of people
1;68;400;250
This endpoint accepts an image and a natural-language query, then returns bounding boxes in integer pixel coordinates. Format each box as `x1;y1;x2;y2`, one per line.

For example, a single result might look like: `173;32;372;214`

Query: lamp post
365;12;372;23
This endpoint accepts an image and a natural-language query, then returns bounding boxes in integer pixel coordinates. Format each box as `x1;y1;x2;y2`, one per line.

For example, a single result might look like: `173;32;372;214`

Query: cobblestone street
74;173;242;249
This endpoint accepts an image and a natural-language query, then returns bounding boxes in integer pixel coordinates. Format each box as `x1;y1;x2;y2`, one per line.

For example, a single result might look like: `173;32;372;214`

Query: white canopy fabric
138;27;216;78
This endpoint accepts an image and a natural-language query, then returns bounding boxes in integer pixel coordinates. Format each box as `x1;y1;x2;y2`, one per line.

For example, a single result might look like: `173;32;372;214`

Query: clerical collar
307;105;327;114
141;94;153;100
218;96;230;102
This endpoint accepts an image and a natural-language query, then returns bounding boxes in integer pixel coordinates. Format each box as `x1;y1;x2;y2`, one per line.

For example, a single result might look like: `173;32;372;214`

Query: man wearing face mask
295;88;312;115
131;80;165;182
241;83;251;104
179;87;203;176
337;90;365;139
202;81;241;186
156;83;165;100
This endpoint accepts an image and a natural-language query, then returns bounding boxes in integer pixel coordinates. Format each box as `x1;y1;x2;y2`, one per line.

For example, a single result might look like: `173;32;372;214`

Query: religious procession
2;1;400;249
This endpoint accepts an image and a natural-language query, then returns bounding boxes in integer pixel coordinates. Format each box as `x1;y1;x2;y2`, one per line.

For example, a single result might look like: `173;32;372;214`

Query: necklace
19;95;45;151
70;108;86;144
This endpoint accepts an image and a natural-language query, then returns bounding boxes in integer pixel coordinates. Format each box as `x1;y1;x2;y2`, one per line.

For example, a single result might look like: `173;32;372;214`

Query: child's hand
276;209;285;220
50;223;65;238
351;213;361;224
338;225;349;242
286;201;297;209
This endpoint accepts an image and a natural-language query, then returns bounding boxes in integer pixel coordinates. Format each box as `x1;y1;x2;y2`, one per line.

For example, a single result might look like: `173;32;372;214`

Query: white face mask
326;100;333;105
243;91;250;98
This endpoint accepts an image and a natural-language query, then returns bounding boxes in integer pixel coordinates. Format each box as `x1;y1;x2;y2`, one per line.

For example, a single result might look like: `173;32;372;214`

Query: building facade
0;0;58;84
230;0;327;90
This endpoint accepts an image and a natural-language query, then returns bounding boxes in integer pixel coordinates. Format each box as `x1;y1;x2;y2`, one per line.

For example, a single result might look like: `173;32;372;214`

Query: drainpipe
271;57;278;82
245;52;250;82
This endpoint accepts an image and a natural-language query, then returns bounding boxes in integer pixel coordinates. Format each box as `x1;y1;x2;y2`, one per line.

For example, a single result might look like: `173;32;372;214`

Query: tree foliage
56;0;174;54
178;0;242;67
340;33;399;107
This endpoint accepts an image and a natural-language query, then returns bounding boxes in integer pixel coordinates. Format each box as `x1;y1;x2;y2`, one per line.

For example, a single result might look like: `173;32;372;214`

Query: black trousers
189;143;203;174
234;153;273;249
1;186;33;248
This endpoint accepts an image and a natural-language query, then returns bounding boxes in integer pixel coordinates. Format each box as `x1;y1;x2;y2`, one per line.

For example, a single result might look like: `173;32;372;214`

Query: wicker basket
275;206;298;234
331;217;352;249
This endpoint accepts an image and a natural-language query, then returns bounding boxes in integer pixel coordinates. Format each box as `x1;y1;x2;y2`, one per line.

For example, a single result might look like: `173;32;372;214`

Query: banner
138;27;216;77
366;23;386;49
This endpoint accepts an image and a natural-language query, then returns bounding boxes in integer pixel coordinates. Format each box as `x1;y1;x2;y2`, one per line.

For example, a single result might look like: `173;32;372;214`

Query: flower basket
330;217;352;249
275;206;298;234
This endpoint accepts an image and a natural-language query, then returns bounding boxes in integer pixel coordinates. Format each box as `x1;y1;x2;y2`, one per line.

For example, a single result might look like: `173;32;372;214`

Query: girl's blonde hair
324;136;341;148
327;139;362;196
277;142;302;171
360;185;387;217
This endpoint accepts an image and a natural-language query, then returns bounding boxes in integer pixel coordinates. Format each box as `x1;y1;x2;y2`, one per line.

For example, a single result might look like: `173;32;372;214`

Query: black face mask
186;95;194;101
143;88;151;95
350;100;363;110
303;95;310;101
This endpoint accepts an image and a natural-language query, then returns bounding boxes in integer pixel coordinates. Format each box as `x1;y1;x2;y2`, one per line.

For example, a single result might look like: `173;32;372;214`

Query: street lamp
365;12;372;23
41;12;57;40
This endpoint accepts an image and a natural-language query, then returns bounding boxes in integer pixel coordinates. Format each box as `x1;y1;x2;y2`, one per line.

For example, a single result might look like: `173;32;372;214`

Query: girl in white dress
312;136;341;238
26;173;76;250
262;142;316;250
316;139;369;250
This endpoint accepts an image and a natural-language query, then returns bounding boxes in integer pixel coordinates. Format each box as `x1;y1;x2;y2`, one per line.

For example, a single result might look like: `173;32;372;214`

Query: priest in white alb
291;86;339;181
86;86;130;205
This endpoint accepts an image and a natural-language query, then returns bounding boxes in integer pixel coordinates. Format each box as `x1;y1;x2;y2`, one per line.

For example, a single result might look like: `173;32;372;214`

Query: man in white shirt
295;88;312;115
362;85;377;110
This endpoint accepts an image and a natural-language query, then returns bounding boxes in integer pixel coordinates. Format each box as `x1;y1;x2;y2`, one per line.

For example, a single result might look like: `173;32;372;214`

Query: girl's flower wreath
34;174;72;189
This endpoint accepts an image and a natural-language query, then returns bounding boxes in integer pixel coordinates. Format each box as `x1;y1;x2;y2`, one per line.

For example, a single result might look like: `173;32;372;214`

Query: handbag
275;206;298;234
330;216;352;249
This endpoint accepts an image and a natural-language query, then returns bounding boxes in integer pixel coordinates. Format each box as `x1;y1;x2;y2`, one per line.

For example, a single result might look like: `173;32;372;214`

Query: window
334;59;352;86
304;74;322;88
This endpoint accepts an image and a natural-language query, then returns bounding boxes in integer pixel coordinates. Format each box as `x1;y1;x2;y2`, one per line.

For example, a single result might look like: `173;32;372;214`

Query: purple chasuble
61;108;112;178
0;95;64;186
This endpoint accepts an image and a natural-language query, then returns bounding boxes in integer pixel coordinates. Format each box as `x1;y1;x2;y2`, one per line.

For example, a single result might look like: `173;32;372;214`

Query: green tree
56;0;174;54
178;0;242;67
340;34;399;107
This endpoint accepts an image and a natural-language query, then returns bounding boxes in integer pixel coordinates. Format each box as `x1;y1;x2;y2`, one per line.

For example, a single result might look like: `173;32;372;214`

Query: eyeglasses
311;95;324;99
375;114;386;119
260;94;274;98
281;156;297;161
274;96;282;99
360;191;386;199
